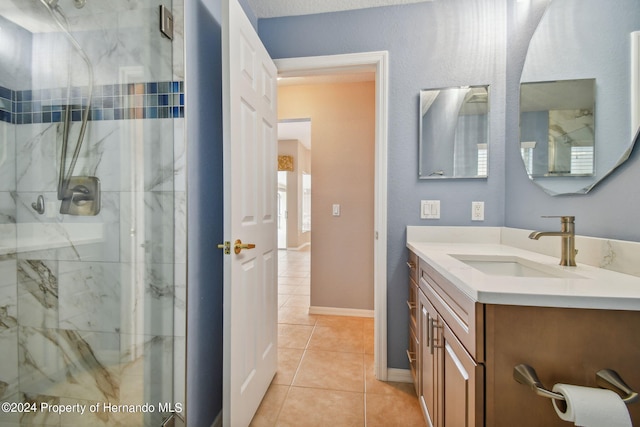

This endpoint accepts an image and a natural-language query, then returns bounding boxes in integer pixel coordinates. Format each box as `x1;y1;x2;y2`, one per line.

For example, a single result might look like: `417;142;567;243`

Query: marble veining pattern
17;259;58;311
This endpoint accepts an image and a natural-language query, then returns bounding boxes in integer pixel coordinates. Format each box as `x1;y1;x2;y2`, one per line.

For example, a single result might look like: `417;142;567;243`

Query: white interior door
222;0;278;425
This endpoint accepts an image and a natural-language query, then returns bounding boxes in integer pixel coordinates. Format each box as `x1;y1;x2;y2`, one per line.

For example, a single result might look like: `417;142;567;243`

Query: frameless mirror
419;85;489;179
519;0;640;195
520;79;595;177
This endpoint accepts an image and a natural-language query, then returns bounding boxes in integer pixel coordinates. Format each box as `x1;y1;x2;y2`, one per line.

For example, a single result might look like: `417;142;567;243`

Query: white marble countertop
407;241;640;311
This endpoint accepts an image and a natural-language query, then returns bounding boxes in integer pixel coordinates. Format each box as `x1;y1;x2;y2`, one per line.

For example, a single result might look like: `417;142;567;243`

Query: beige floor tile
278;306;317;326
282;295;310;308
363;319;374;354
365;392;426;427
307;324;364;353
293;350;364;393
289;286;310;296
278;283;309;295
278;324;314;349
279;272;309;279
273;250;424;426
278;285;299;295
273;348;304;386
364;354;417;397
276;386;364;427
364;332;375;355
250;384;289;427
278;276;308;286
315;315;366;329
278;294;290;308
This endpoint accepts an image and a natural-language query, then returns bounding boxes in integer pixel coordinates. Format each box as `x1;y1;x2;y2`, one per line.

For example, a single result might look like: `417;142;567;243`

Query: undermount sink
450;254;583;279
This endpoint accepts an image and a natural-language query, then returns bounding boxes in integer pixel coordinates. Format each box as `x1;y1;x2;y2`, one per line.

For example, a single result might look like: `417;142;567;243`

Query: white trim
275;51;389;381
309;306;374;318
386;368;414;384
632;31;640;135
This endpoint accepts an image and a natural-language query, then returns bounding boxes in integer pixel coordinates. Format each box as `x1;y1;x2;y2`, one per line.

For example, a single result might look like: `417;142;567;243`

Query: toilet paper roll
552;383;632;427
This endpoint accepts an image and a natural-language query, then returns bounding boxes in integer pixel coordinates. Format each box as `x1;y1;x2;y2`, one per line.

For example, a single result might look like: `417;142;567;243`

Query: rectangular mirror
519;79;595;177
419;85;489;179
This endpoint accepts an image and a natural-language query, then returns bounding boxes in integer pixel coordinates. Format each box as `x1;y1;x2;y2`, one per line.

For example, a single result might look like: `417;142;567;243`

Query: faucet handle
541;215;575;223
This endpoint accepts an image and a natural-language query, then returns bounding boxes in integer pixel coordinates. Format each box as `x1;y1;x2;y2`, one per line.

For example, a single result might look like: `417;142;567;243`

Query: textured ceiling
246;0;434;18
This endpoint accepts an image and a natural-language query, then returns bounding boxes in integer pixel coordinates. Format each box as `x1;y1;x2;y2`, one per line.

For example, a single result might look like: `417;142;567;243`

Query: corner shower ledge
0;223;104;255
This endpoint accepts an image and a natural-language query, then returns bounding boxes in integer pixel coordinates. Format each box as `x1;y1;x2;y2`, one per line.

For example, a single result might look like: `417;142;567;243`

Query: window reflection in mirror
301;172;311;232
419;85;490;179
519;79;595;177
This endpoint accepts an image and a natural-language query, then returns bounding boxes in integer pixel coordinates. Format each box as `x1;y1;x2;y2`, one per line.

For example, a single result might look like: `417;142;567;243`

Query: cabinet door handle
423;308;430;349
407;261;416;269
428;316;435;354
407;300;417;311
429;316;443;353
406;349;417;364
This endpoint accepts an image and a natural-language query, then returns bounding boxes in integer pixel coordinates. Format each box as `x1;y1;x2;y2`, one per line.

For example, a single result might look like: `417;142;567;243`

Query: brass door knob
234;239;256;254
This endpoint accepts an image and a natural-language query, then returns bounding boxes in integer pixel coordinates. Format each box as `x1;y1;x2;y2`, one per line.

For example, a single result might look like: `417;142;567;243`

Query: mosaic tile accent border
0;81;184;125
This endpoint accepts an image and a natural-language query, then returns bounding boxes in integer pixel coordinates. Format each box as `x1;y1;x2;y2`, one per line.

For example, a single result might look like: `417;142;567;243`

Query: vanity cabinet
409;249;640;427
416;253;484;427
407;250;419;393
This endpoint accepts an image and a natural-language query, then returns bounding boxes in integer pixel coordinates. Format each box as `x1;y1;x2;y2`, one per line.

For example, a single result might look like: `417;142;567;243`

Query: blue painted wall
185;0;224;424
258;0;507;369
257;0;640;370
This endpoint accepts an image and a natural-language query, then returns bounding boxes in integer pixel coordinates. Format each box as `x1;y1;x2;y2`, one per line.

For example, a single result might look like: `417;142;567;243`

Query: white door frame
275;51;389;381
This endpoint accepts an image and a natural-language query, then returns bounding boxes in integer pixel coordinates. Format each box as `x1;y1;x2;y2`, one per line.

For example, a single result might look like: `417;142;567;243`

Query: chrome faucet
528;216;577;266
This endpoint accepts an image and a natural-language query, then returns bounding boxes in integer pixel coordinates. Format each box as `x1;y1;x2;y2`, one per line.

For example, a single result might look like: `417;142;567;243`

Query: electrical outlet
421;200;440;219
472;201;484;221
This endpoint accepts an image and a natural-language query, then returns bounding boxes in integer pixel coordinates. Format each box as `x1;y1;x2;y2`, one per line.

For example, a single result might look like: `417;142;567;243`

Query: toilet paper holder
513;364;639;404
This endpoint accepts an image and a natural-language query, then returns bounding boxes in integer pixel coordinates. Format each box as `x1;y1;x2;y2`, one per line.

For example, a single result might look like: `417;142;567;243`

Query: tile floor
250;248;426;426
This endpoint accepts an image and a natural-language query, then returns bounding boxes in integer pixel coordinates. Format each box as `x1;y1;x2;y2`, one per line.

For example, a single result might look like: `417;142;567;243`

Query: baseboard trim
210;411;222;427
309;306;374;318
286;242;310;251
386;368;413;383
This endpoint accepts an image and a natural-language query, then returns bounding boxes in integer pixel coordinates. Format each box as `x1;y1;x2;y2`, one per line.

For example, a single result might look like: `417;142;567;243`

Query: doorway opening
277;118;312;252
277;171;287;249
275;51;389;380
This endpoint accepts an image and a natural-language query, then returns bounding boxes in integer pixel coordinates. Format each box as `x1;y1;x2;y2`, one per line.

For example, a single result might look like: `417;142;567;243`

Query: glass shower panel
0;1;185;426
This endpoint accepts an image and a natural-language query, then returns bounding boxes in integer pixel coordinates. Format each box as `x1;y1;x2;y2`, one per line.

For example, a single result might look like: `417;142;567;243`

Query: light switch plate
421;200;440;219
332;204;340;216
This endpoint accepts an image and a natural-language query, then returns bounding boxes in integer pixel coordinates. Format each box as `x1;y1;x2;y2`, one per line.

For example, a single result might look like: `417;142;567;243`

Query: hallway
250;249;425;426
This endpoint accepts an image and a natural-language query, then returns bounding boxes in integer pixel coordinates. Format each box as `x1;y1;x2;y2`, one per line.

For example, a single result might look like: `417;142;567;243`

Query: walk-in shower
0;1;186;425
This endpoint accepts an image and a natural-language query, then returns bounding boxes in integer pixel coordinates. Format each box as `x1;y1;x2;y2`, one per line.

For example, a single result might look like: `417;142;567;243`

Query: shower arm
40;0;94;200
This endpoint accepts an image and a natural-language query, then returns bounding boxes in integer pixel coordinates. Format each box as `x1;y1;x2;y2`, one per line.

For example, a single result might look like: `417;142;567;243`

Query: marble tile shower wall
0;122;186;427
0;2;187;426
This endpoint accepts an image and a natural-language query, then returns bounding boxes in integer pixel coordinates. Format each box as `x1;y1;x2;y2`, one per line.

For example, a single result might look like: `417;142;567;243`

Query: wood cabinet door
419;290;438;427
442;323;484;427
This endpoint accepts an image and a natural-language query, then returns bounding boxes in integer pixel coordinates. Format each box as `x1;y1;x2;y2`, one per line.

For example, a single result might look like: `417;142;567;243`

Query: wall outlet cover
472;201;484;221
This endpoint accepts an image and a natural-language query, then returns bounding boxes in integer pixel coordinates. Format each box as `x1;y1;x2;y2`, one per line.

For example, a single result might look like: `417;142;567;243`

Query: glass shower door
0;1;185;425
